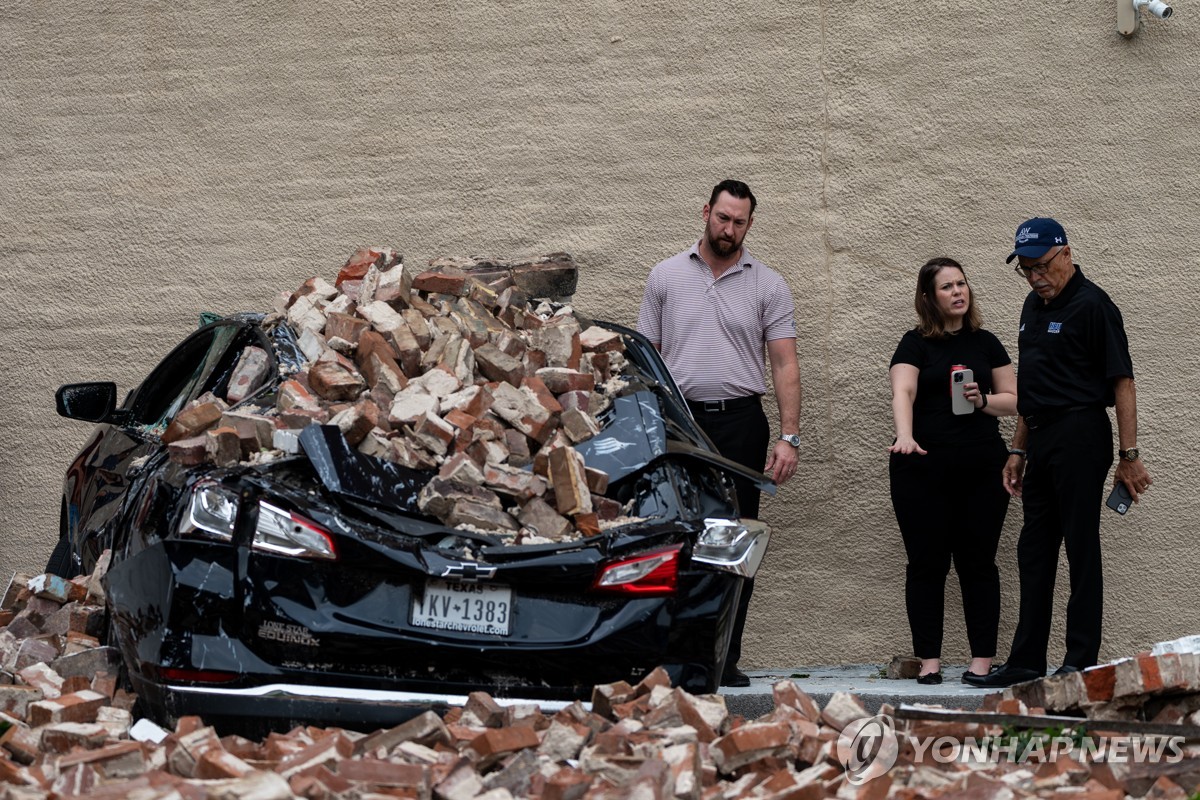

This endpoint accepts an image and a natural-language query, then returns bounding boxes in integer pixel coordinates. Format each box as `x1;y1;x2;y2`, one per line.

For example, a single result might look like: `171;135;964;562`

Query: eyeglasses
1013;247;1062;277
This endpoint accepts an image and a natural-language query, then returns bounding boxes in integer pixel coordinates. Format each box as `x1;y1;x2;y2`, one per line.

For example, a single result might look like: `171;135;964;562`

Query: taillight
592;546;681;596
159;667;239;683
254;502;337;561
692;518;772;578
179;480;238;541
179;483;338;561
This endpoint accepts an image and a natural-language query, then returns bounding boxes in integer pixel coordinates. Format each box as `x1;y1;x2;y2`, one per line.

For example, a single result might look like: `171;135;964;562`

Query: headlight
254;501;337;561
179;481;238;541
692;518;771;578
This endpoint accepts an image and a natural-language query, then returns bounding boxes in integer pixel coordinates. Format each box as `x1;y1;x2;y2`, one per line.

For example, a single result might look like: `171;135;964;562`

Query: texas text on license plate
410;580;513;636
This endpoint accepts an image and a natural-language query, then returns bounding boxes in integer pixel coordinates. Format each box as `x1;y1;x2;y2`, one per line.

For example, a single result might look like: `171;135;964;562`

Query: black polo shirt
1015;266;1134;417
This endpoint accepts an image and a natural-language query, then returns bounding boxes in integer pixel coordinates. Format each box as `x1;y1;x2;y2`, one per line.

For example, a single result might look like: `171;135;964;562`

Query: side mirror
56;383;130;424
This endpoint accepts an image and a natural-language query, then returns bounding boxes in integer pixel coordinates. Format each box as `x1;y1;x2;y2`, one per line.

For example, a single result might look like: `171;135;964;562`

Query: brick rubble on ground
3;565;1200;798
162;248;638;543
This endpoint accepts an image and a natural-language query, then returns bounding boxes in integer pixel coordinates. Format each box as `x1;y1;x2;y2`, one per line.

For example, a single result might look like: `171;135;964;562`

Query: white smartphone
951;367;975;415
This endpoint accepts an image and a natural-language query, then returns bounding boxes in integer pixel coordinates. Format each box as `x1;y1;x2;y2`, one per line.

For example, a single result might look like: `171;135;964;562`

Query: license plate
411;580;513;636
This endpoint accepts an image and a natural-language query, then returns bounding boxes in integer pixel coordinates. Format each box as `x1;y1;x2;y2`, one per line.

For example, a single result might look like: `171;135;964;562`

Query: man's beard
706;227;743;258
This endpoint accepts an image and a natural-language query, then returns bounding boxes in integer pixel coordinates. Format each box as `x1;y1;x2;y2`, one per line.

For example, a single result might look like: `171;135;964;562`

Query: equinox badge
441;563;497;583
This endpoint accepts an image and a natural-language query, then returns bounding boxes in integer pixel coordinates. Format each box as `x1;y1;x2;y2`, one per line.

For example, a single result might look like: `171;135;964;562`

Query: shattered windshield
130;323;251;434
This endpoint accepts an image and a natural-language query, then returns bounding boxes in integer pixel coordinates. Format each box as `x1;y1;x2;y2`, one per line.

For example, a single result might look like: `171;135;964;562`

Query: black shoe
961;665;1001;684
721;668;751;687
916;671;942;685
1053;665;1081;676
962;664;1044;688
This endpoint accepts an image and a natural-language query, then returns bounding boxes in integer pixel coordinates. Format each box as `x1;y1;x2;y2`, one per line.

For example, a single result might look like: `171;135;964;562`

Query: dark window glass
128;323;260;432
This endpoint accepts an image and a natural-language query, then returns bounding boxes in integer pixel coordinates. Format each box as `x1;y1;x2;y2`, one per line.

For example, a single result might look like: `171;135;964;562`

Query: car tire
45;501;75;578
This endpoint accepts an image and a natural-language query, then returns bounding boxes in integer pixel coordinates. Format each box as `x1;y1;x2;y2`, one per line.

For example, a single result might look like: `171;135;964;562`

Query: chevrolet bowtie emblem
441;563;497;582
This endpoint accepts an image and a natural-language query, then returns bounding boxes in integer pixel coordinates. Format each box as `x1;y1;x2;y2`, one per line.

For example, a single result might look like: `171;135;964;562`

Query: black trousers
889;439;1010;659
1008;408;1112;672
689;399;770;669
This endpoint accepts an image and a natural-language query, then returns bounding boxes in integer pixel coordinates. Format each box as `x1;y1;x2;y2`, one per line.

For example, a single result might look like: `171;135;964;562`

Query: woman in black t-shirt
888;257;1017;685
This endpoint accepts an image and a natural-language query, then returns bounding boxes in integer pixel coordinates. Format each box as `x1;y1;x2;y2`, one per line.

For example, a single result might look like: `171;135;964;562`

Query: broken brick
548;447;592;516
277;379;322;412
446;500;519;532
470;726;540;759
475;344;525;386
711;722;791;773
18;662;64;699
325;311;371;345
289;276;340;306
287;293;327;334
205;426;241;467
591;495;622;521
27;573;73;605
307;360;366;402
580;326;624;353
559;407;599;443
220;411;275;453
518;497;572;540
504;429;532;467
328;402;375;447
536;367;595;394
167;435;209;466
27;689;108;727
521;375;563;416
161;402;224;444
226;346;271;404
413;267;469;296
412;411;457;456
40;721;109;753
491;382;555;443
440;452;486;485
388;387;440;426
359;342;408;395
529;318;583;369
482;462;547;502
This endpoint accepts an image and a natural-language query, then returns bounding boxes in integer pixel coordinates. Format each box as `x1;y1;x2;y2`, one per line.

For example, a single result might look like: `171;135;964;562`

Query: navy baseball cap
1006;217;1068;263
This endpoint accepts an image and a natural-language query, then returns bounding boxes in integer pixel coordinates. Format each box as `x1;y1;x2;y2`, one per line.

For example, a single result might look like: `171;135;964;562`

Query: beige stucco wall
2;1;1197;667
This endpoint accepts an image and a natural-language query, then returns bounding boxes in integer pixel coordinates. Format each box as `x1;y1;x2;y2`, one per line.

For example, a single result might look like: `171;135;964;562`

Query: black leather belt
1024;405;1095;430
686;395;761;413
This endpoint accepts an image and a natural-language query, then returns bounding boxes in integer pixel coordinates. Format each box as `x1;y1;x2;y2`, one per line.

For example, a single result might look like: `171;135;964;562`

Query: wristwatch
779;434;800;447
1119;447;1140;462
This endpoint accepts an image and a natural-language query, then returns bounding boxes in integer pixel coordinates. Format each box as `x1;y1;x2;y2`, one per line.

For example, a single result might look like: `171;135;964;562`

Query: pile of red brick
2;558;1199;799
996;647;1200;724
161;249;634;542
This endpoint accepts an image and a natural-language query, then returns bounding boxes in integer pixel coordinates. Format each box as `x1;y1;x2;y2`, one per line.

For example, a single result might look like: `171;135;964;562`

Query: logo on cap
1016;227;1039;244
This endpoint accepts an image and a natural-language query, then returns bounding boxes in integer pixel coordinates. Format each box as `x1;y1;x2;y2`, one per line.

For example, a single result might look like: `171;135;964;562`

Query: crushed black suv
51;303;772;734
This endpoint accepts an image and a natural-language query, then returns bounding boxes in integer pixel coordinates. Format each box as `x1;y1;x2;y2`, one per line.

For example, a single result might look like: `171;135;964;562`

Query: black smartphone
1105;481;1132;515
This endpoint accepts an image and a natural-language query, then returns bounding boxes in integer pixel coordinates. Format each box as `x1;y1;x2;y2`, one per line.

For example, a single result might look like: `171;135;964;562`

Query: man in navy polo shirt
966;217;1153;688
637;179;802;687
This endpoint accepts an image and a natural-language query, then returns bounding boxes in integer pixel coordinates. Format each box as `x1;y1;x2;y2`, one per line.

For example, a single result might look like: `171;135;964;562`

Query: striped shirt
637;242;797;401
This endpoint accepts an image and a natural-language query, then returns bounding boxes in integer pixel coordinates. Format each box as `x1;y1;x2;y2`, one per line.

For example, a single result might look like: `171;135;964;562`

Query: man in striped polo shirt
637;179;802;687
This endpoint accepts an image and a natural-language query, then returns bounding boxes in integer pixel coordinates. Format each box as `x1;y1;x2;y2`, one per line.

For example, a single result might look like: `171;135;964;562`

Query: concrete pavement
720;664;998;720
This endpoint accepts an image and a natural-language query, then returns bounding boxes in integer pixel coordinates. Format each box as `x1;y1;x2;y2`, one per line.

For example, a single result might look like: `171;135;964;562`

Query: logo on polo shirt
1019;323;1026;332
1048;322;1062;333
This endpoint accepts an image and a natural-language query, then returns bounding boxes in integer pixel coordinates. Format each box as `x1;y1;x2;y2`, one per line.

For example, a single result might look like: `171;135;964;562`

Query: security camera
1135;0;1174;18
